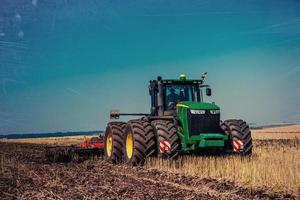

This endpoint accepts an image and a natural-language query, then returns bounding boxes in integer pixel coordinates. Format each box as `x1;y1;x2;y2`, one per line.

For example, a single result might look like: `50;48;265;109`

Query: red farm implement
45;136;104;163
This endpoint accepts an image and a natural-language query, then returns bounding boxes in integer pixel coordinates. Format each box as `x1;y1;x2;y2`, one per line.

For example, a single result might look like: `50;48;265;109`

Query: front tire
221;119;253;155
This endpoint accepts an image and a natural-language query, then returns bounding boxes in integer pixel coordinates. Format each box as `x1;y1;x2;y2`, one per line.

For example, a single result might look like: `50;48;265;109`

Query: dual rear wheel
105;120;156;165
123;120;156;165
104;119;180;165
104;122;126;164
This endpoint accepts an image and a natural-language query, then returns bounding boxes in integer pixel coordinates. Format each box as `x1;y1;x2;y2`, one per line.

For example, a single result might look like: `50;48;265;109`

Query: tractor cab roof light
179;74;186;81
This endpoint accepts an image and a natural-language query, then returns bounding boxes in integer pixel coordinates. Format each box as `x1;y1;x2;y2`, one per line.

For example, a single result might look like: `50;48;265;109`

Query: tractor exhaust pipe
157;76;164;116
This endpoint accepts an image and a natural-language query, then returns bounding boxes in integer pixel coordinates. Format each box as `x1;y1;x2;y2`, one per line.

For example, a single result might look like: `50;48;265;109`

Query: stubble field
0;125;299;199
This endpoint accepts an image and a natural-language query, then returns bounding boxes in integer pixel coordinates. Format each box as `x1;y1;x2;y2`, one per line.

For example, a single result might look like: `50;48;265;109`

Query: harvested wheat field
0;135;98;146
0;125;299;199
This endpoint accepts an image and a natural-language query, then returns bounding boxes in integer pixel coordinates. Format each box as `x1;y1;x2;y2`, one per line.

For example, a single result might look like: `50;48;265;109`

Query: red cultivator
45;136;104;163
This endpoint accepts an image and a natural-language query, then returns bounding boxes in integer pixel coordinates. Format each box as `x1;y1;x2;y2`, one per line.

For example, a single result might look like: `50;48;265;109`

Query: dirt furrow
109;164;293;200
0;142;297;200
116;171;236;200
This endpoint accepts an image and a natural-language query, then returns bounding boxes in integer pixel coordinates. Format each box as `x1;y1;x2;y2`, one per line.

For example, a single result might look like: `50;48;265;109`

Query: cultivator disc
45;136;104;163
45;146;73;162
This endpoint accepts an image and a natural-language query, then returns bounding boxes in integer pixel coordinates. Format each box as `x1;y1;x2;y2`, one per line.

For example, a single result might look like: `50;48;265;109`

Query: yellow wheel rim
106;133;113;157
126;132;134;159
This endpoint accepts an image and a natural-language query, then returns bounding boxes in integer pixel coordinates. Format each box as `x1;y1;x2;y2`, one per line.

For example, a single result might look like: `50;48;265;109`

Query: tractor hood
176;102;220;110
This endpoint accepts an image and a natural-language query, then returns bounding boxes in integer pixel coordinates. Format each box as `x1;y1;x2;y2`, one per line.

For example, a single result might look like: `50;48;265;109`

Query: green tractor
104;73;253;165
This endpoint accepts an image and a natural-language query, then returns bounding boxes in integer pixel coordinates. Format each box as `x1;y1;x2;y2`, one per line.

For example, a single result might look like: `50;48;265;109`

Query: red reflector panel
159;140;171;153
232;139;244;152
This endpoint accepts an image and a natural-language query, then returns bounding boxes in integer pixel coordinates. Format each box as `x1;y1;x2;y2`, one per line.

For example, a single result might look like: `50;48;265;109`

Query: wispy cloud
240;18;300;35
0;40;28;49
266;36;300;47
273;65;300;81
128;10;268;17
285;66;300;78
65;87;81;96
1;78;17;96
292;66;300;73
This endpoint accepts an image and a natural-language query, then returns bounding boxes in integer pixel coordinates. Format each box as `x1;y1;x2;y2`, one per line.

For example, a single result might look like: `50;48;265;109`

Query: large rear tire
221;119;253;155
151;120;180;159
123;120;156;166
104;122;126;164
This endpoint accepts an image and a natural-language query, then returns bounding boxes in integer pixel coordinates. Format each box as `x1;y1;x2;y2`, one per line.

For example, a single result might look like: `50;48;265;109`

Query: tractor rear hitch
110;110;149;119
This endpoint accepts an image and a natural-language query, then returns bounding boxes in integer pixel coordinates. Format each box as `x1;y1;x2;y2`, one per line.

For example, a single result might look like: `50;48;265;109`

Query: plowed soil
0;143;296;200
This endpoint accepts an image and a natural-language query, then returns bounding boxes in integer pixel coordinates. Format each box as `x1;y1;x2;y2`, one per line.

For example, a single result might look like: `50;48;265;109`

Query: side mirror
206;88;212;96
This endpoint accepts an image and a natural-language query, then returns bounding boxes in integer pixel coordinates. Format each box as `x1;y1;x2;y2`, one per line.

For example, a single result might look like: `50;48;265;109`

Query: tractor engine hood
176;102;220;110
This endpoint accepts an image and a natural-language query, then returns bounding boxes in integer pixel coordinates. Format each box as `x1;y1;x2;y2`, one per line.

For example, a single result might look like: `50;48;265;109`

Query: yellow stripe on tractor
176;104;189;108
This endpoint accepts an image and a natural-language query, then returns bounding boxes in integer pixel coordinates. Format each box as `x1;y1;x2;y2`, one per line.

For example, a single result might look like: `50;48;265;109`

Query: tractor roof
149;79;203;85
149;74;206;85
161;79;203;84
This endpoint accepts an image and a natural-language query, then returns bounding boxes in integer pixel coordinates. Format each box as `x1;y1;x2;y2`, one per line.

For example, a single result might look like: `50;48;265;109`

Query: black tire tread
123;120;156;166
104;122;126;164
151;120;180;159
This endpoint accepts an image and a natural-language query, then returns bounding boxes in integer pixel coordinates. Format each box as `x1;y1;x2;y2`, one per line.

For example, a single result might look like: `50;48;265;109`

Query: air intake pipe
157;76;164;116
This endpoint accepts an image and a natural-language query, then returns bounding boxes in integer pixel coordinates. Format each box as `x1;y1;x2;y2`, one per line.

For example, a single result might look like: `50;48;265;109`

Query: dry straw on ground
146;125;300;195
0;135;98;146
252;125;300;140
146;141;300;194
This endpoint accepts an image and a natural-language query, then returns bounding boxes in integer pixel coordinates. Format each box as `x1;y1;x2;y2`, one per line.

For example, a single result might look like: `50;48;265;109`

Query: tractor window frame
163;83;201;110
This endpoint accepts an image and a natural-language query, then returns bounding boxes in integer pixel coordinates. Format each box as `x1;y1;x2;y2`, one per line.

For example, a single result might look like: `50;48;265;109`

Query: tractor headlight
190;110;206;114
210;110;220;114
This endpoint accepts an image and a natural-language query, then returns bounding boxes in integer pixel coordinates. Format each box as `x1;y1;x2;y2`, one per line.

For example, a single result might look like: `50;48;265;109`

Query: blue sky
0;0;300;134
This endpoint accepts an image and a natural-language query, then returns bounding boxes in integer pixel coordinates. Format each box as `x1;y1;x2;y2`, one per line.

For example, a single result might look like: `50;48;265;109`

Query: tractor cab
148;74;213;116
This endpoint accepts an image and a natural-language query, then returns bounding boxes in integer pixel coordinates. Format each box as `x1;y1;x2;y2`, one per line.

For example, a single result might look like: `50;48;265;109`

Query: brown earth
0;142;296;200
